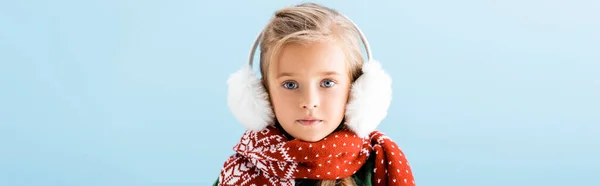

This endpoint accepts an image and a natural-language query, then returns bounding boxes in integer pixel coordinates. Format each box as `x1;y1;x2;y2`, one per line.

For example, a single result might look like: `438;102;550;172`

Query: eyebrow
276;71;342;79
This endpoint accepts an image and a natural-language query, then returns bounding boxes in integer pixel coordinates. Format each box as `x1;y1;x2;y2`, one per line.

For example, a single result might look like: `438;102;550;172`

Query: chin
282;121;341;142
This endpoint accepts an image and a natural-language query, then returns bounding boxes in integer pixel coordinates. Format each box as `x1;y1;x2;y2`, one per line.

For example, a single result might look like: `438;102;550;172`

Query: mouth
296;117;323;126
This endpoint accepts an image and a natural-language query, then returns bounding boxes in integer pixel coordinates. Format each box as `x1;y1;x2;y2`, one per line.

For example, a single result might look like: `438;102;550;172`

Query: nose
303;104;318;109
300;87;319;110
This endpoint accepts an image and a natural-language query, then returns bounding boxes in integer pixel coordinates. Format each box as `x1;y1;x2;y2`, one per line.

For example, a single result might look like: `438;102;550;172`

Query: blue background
1;0;598;185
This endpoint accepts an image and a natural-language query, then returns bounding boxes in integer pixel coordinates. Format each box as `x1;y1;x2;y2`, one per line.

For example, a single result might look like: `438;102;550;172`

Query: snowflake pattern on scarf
218;126;415;186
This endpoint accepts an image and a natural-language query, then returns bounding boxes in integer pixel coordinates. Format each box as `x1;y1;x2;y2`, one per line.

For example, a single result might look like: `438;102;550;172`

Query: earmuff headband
247;14;373;67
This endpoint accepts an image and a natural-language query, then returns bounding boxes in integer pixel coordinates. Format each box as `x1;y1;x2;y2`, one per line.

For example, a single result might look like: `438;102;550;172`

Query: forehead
272;41;347;76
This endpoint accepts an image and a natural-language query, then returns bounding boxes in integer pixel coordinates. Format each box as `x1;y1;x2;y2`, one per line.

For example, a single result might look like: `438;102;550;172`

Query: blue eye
321;79;336;88
283;81;298;89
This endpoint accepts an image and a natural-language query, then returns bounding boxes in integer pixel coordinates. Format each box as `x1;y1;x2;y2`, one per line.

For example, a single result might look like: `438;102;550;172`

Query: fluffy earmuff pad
345;60;393;138
227;65;274;132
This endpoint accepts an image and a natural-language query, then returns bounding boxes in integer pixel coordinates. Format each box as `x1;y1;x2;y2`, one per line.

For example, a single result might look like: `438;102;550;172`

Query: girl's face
267;41;351;142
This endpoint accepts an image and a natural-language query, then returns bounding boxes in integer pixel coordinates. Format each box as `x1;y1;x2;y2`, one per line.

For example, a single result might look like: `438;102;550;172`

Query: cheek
269;89;284;107
322;88;350;112
269;88;295;113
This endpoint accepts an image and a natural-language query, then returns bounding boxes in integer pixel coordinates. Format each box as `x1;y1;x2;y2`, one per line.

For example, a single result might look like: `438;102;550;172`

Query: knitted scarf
218;125;415;186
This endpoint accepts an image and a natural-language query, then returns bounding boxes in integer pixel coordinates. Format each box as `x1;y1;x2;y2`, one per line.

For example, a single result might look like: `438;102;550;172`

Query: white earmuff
226;14;392;138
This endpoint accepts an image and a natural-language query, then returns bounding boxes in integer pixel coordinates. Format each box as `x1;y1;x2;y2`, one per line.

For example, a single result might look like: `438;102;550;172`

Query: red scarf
218;125;415;186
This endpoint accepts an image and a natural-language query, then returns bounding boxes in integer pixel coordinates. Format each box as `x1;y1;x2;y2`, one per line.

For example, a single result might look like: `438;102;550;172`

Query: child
215;3;415;186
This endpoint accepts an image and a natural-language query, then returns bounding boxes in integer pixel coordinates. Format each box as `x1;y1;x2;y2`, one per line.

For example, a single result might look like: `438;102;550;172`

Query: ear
344;60;393;138
227;65;274;132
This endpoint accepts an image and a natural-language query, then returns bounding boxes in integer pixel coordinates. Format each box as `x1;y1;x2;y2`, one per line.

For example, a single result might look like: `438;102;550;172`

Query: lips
297;116;323;126
297;120;322;125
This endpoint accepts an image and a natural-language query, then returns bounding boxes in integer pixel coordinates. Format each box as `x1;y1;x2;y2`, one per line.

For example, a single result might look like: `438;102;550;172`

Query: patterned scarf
218;125;415;186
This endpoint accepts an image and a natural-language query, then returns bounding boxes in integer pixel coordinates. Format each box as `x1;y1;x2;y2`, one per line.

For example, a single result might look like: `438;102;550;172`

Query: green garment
212;154;375;186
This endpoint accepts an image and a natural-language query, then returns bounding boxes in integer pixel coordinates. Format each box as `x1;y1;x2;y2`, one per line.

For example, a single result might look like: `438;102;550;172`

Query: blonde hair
259;2;364;90
257;3;364;186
